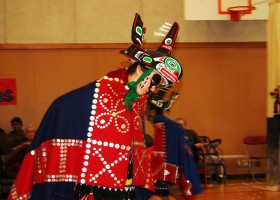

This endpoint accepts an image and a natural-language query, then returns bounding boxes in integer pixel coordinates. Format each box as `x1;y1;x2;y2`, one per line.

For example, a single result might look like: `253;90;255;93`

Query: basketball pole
266;1;280;192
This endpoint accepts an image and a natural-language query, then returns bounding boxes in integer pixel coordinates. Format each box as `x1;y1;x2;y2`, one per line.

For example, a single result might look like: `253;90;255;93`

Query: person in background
175;117;204;163
147;92;203;200
2;124;37;178
8;13;183;200
22;124;36;144
0;117;26;155
9;117;24;134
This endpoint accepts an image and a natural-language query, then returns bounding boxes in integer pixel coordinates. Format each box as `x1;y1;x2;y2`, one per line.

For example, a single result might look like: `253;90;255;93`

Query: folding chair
199;136;227;185
243;136;267;180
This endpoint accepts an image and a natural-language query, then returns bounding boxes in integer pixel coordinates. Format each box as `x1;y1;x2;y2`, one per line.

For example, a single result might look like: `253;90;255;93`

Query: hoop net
227;6;256;21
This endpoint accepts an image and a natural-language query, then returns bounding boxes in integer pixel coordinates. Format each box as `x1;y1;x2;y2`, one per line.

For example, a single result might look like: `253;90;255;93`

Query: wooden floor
195;178;280;200
1;178;279;200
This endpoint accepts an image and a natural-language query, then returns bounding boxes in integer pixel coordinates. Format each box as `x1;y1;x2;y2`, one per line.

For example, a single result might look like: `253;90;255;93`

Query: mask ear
131;13;146;47
163;91;179;111
120;44;154;67
156;22;180;55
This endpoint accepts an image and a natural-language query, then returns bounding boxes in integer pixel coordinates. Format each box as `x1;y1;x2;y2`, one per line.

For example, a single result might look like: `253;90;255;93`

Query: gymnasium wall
0;43;267;158
0;0;268;173
0;0;266;43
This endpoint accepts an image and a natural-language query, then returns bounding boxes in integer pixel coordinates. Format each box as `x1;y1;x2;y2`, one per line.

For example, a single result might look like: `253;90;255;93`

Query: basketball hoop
227;6;256;21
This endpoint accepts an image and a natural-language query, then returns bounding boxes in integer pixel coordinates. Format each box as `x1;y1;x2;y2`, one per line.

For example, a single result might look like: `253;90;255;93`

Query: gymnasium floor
195;177;280;200
1;178;279;200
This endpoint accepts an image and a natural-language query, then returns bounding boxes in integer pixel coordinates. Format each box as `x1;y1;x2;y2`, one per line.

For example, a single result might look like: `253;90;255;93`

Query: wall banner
0;78;17;105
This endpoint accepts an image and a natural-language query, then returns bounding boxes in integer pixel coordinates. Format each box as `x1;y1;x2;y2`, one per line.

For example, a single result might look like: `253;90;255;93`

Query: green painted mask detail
165;57;181;73
143;56;153;63
136;26;142;36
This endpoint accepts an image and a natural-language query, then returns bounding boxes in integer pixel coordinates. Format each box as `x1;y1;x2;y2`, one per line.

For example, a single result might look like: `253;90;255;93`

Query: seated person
175;117;204;163
22;124;36;144
2;124;36;177
0;117;26;155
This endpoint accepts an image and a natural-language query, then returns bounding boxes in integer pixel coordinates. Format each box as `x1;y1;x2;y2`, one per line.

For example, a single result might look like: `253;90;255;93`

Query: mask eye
151;74;162;87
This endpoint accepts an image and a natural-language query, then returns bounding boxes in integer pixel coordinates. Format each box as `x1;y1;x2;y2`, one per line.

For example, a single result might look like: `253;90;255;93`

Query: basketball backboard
184;0;269;21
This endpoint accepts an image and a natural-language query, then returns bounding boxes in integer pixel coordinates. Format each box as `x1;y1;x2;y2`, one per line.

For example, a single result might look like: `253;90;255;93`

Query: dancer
8;13;183;200
147;92;202;200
